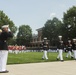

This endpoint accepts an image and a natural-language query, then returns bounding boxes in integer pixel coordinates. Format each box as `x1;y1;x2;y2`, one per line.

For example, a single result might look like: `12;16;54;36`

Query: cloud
49;13;56;19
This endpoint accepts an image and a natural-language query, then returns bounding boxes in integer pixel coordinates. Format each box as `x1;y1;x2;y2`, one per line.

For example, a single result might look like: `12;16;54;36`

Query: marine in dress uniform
0;25;13;73
66;40;73;58
42;38;49;60
57;41;64;61
72;39;76;60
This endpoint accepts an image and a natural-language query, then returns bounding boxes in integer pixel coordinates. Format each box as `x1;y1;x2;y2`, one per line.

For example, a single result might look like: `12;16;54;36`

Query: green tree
63;6;76;41
17;25;32;46
0;10;17;34
42;17;62;46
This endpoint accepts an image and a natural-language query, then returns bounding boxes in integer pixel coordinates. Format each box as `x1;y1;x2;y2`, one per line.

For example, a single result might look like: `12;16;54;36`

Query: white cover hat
44;37;47;40
73;39;76;41
2;25;9;28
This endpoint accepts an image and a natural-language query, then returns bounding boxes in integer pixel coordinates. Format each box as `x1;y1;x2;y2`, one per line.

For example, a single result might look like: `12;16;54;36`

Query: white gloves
8;28;11;32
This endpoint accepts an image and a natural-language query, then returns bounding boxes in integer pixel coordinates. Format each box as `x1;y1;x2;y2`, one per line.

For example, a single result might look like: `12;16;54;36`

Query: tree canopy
42;6;76;45
62;6;76;41
17;25;32;46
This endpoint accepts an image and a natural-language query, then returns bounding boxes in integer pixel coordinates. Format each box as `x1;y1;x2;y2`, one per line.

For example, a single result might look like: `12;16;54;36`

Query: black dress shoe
46;59;48;60
42;58;44;60
71;56;73;58
61;60;64;62
57;58;59;60
0;70;9;73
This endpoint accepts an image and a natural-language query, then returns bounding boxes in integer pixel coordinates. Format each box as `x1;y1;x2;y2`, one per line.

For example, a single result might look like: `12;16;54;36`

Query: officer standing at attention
0;25;13;73
42;37;49;60
57;36;64;62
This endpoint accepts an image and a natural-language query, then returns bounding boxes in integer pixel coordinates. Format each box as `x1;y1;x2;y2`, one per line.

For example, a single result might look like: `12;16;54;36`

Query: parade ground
0;60;76;75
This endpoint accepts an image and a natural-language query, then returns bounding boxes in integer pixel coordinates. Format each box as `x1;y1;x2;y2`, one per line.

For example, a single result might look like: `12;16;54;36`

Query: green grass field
7;52;74;64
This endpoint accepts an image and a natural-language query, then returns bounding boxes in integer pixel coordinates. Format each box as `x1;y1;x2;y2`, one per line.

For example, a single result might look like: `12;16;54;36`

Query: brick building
30;28;43;47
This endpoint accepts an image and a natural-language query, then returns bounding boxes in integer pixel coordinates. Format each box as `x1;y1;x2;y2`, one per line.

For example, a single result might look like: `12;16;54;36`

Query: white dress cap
44;37;47;40
2;25;9;28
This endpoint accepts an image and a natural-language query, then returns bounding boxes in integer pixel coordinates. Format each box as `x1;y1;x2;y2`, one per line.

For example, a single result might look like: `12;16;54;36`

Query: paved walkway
0;61;76;75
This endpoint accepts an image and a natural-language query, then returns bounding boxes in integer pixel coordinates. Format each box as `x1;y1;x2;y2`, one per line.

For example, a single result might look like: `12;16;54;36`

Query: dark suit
42;41;49;50
57;42;64;50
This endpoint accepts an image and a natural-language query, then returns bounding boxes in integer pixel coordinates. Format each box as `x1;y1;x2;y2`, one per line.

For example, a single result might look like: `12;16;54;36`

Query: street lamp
68;25;71;31
68;25;71;28
73;17;75;26
58;35;62;41
74;17;75;21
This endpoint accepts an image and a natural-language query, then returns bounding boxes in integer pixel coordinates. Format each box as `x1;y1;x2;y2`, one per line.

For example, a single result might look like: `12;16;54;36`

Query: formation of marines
56;37;76;62
41;36;76;62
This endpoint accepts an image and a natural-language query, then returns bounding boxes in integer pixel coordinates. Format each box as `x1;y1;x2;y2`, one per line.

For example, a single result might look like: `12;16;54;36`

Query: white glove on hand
8;28;11;32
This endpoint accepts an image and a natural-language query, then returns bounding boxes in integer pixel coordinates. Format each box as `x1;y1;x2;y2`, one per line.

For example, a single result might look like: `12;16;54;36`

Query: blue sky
0;0;76;34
